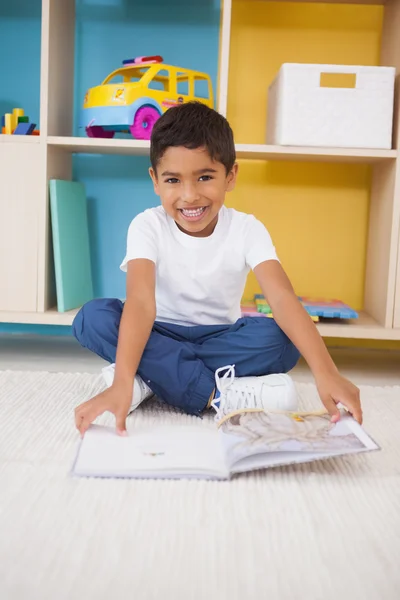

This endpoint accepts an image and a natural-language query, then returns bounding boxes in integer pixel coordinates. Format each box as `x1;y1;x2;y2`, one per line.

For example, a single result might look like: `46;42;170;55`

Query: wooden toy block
12;108;24;130
4;114;13;134
13;123;36;135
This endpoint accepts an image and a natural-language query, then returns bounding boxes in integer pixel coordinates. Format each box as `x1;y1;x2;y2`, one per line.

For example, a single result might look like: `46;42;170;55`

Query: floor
1;335;399;600
1;333;400;386
1;368;399;600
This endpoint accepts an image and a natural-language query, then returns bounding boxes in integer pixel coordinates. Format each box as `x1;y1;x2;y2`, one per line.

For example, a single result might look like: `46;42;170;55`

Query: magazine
72;410;379;480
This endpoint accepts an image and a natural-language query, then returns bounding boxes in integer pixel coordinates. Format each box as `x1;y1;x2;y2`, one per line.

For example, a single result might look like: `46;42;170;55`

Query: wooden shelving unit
1;0;400;340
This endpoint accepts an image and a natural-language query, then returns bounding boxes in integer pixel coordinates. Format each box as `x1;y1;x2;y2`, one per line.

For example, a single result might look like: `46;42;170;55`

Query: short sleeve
244;217;279;270
120;212;158;272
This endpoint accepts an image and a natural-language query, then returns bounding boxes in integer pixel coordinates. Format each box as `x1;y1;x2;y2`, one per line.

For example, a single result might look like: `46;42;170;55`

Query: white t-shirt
120;206;278;326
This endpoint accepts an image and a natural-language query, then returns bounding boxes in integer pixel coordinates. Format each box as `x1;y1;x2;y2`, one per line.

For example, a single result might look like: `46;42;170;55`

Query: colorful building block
13;122;36;135
12;108;24;130
1;107;39;135
253;294;358;320
4;114;13;134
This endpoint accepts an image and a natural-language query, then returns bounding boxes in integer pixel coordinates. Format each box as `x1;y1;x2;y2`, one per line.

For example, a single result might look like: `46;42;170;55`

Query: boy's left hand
315;372;362;424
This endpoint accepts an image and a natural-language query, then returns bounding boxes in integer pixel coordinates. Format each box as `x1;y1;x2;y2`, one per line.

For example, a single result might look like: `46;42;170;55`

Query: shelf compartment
228;1;385;146
0;0;42;134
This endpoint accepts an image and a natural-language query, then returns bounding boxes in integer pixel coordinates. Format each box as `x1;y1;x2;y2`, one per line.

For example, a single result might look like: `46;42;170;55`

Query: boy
73;102;362;436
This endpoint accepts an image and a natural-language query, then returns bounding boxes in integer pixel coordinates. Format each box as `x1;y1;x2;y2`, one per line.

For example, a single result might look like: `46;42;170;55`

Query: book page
73;423;227;479
218;411;379;474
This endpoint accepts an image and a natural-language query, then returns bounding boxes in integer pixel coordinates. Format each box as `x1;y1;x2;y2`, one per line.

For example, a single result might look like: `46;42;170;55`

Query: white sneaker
102;363;154;413
211;364;298;423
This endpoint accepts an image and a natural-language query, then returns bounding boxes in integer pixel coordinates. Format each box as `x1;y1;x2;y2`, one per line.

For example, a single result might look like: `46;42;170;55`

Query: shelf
235;144;397;163
0;307;79;326
47;136;150;156
316;312;400;340
47;137;397;163
0;135;40;145
1;308;399;340
257;0;386;4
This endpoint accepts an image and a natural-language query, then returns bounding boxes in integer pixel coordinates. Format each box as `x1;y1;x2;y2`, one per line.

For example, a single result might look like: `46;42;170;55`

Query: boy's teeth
182;207;205;216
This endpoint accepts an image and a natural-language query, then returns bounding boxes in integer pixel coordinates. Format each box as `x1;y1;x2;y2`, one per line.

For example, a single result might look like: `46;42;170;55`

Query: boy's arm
113;258;156;390
253;260;362;424
75;258;156;436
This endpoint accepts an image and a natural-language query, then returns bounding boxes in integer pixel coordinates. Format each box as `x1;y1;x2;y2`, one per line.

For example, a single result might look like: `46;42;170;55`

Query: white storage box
266;63;395;149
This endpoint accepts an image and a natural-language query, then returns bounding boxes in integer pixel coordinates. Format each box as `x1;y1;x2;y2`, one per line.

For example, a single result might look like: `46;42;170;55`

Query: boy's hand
75;384;133;437
316;372;362;424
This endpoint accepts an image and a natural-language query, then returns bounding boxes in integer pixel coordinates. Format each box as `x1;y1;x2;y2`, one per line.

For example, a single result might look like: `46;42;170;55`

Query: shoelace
212;364;259;419
215;364;236;394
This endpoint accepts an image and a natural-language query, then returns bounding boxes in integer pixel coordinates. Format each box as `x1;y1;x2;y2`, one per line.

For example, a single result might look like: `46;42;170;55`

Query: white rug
0;370;399;600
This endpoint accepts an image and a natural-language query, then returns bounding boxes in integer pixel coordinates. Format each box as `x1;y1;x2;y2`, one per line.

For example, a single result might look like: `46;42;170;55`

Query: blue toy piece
13;122;36;135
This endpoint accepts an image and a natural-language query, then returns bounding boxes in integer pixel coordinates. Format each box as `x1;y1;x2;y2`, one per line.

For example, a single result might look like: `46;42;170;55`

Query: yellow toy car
81;56;214;140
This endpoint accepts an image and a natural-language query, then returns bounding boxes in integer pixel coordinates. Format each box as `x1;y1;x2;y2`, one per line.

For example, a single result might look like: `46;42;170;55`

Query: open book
72;409;379;480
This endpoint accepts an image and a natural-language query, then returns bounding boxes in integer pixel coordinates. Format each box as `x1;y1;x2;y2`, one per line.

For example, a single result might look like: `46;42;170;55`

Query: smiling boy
73;102;362;436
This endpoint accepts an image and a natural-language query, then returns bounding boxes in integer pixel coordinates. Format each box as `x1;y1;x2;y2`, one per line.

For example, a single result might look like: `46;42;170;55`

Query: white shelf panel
316;312;400;339
1;308;399;340
256;0;386;5
48;136;150;155
0;308;79;326
0;135;40;145
235;144;397;163
47;137;398;163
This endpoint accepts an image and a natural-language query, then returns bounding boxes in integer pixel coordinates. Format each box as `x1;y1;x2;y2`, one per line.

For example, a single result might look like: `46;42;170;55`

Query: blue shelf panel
0;0;42;129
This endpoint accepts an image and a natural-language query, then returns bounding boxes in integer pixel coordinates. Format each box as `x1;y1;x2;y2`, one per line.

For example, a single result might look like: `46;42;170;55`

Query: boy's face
149;146;238;237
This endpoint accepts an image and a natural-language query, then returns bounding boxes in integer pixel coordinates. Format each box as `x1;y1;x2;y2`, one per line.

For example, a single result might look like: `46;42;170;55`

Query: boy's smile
150;146;238;237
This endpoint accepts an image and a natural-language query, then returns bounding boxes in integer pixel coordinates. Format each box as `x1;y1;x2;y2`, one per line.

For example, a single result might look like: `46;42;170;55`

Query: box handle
320;72;356;89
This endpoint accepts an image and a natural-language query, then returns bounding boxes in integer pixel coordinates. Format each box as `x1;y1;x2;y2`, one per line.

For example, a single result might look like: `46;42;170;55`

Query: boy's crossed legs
73;298;300;416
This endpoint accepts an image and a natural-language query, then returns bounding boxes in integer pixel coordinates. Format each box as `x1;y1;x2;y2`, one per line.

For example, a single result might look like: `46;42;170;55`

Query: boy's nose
181;184;200;203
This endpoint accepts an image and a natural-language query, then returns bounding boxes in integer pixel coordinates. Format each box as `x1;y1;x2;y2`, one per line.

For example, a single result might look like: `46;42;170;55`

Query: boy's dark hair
150;101;236;174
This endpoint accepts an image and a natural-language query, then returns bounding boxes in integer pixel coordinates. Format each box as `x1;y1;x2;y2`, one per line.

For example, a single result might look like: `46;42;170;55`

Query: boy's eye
165;178;179;184
199;175;212;181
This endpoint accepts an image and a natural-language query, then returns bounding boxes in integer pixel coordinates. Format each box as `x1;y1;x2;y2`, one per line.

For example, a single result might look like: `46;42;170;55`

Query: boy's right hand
75;384;133;437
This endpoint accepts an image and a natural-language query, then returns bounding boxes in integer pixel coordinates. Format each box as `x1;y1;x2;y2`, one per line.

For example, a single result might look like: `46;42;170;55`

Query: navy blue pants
72;298;300;416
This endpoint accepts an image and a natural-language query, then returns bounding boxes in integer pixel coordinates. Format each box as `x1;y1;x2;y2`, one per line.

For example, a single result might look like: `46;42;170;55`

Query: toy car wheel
130;106;161;140
86;125;115;138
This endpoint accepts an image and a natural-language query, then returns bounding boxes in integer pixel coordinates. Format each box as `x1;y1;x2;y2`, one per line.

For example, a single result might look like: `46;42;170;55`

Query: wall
227;1;383;308
0;0;41;128
73;0;221;299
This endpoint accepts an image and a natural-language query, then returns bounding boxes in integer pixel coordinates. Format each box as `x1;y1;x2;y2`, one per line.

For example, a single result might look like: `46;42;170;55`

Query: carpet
0;370;399;600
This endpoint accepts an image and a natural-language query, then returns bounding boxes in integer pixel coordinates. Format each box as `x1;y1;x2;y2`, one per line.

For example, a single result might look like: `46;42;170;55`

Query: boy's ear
226;163;238;192
149;168;160;196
